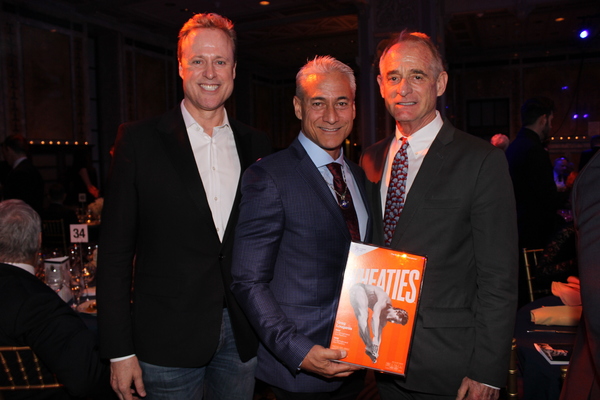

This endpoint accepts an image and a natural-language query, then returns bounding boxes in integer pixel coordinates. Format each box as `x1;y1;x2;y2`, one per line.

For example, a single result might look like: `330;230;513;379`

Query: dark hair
178;13;236;62
1;134;29;155
521;97;554;126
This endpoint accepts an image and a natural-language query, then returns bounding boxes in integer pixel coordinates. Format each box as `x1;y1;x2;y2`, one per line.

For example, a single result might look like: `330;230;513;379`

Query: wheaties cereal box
330;242;426;376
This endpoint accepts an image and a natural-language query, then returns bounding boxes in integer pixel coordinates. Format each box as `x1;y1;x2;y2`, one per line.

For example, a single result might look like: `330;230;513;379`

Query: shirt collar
395;111;443;152
298;131;344;168
13;156;27;169
180;100;230;132
4;262;35;275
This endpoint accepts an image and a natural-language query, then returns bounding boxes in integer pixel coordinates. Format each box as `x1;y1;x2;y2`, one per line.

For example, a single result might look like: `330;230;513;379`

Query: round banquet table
514;296;577;400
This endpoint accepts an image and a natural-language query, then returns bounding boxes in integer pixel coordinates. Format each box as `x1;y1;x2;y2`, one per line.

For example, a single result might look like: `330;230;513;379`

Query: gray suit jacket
360;119;518;394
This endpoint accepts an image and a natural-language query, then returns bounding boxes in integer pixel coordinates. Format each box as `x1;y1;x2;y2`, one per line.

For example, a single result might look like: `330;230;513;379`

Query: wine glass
45;265;63;292
47;276;63;292
70;275;82;309
80;266;94;299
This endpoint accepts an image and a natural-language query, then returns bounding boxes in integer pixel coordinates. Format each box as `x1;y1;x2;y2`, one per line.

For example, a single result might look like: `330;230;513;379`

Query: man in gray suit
360;30;517;400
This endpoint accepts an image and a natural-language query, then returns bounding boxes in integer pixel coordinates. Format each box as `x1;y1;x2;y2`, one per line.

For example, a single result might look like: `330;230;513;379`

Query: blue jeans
139;309;257;400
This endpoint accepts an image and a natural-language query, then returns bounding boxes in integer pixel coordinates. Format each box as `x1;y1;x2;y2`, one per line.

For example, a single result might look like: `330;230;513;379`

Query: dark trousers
271;371;365;400
377;374;455;400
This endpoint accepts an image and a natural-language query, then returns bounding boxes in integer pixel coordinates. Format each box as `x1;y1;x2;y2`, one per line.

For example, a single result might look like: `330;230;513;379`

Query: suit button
218;254;225;260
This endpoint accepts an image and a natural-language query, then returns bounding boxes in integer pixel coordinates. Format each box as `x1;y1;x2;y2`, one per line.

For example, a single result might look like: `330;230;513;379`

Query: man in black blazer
360;31;517;399
505;97;558;251
560;151;600;399
1;134;44;214
97;13;271;400
0;199;113;400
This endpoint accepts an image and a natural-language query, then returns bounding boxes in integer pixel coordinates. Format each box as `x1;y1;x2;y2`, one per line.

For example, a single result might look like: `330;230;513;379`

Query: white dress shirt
379;112;443;216
181;101;241;242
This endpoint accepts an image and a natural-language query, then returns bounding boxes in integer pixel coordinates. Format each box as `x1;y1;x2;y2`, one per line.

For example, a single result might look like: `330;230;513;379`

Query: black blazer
97;107;271;367
0;263;111;399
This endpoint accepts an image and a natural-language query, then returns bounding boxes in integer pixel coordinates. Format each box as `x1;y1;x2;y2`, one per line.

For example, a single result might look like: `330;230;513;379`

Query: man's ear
293;96;303;120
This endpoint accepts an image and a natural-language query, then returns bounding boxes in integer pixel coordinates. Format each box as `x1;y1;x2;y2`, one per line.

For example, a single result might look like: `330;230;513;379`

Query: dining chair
42;219;68;255
522;248;549;303
506;338;518;398
0;346;62;391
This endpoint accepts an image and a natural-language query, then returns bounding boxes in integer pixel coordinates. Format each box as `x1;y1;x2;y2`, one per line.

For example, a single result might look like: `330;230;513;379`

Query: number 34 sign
70;224;89;243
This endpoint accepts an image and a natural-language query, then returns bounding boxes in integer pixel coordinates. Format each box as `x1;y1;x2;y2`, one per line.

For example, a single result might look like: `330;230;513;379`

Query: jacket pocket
421;307;475;328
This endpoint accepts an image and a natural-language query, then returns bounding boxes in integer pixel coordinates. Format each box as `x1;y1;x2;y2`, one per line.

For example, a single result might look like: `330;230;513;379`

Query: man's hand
300;345;361;379
456;377;499;400
110;357;146;400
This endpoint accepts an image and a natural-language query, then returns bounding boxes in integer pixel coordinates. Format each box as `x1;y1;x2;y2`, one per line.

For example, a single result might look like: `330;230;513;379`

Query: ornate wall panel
21;24;73;140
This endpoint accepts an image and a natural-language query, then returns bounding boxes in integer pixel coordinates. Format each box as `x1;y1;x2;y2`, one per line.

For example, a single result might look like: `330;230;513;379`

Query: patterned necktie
383;137;409;246
326;163;361;242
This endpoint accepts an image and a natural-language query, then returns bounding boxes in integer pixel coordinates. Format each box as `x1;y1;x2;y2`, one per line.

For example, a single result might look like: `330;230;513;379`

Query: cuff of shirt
110;354;136;363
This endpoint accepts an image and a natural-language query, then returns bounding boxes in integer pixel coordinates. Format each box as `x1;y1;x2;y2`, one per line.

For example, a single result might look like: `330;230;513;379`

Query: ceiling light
259;1;270;5
579;29;589;39
555;17;564;22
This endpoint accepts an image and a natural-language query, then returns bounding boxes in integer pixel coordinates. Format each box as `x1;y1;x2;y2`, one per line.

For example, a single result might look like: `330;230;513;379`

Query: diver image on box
349;283;408;363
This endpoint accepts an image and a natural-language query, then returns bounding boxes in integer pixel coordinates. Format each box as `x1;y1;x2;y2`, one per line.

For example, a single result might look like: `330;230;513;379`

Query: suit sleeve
13;280;109;397
231;163;315;374
468;148;519;387
96;124;138;359
572;157;600;370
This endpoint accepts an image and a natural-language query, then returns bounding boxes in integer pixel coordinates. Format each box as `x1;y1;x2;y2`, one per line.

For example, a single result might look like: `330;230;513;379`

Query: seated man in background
0;199;113;400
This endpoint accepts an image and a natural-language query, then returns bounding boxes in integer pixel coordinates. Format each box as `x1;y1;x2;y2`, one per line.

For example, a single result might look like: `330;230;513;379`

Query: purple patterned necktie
326;163;361;242
383;137;409;246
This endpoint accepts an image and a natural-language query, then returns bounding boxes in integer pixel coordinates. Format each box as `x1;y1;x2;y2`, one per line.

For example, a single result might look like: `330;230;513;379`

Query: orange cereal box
330;242;426;376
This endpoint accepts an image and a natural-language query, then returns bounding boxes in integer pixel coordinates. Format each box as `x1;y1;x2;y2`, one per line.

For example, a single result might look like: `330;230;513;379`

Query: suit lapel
158;109;215;230
291;140;352;241
362;136;393;186
390;121;454;247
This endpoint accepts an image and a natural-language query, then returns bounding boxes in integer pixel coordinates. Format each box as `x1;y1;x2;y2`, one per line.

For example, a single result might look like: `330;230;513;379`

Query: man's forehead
381;42;432;69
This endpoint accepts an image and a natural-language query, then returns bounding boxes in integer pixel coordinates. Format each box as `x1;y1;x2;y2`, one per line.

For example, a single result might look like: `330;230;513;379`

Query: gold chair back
522;248;548;303
0;346;62;391
42;219;68;255
507;338;518;398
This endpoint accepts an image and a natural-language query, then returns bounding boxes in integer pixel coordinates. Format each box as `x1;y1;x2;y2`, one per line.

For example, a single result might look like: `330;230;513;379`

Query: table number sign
70;224;89;243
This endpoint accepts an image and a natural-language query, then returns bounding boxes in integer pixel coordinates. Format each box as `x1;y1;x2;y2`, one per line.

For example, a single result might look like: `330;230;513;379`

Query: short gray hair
0;199;41;263
296;55;356;99
379;30;446;79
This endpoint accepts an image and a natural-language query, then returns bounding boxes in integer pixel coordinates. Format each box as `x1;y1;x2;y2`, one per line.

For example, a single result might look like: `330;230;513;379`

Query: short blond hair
178;13;236;62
